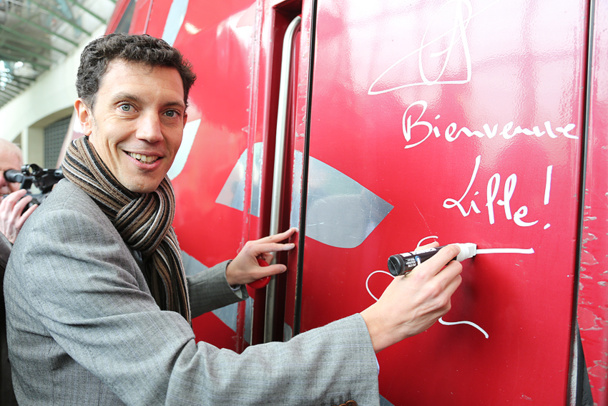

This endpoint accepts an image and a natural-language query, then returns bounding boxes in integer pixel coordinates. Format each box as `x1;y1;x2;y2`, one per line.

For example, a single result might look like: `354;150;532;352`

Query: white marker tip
455;243;477;261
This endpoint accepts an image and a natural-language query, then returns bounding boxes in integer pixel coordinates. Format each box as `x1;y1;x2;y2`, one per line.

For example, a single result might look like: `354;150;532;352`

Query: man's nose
136;113;163;143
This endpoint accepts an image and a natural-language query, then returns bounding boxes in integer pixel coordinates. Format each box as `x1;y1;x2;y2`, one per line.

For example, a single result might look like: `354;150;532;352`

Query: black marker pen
387;243;477;276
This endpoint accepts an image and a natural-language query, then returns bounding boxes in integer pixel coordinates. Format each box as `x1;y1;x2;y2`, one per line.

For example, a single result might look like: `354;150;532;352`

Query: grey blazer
4;180;379;405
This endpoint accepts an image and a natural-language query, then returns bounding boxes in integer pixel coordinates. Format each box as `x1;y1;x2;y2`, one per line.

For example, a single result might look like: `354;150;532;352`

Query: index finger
263;227;298;243
1;189;27;203
12;194;32;215
412;244;461;278
249;241;296;259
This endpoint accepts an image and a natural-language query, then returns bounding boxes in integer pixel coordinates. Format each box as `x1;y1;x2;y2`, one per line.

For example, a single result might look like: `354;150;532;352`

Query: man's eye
119;104;132;112
164;109;184;119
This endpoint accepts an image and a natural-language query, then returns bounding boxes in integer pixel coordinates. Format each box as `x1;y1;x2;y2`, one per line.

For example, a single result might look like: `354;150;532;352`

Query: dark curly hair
76;33;196;109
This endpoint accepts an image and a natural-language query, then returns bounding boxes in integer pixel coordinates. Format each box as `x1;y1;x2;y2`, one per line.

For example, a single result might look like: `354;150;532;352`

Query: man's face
76;59;187;194
0;152;23;195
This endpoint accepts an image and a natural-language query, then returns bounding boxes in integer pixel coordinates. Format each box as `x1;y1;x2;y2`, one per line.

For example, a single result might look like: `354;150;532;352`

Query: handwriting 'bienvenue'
402;100;577;149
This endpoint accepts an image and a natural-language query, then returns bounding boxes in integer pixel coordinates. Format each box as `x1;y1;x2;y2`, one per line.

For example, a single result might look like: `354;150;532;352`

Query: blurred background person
0;139;37;247
0;138;37;406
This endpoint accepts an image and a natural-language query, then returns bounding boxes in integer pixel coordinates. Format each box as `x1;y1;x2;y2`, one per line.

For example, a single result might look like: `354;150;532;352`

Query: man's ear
182;112;188;129
74;99;93;136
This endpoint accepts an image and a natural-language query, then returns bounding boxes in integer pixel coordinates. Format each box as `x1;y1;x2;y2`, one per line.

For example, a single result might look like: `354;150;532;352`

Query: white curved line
439;317;489;339
416;235;439;249
365;270;394;302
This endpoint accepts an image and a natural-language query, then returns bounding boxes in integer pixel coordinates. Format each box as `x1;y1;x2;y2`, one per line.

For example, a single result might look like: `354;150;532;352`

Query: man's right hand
360;244;463;353
225;228;297;287
0;189;37;243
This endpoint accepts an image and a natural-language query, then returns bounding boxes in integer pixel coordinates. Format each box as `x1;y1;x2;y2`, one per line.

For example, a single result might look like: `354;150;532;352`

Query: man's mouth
127;152;160;164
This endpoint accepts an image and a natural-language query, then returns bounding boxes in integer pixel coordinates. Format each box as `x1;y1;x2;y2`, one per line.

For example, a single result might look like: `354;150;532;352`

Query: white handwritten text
402;100;577;149
443;155;553;228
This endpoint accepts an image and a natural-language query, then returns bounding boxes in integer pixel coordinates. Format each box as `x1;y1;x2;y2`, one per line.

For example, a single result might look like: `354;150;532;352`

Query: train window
113;0;136;34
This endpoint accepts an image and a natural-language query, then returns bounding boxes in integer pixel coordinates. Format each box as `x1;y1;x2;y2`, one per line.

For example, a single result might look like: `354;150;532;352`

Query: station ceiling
0;0;116;108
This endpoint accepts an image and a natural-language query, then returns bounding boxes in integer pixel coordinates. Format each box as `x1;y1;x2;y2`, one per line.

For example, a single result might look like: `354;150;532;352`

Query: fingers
415;246;463;303
255;257;286;277
239;242;295;265
0;189;33;222
252;241;296;256
0;190;35;244
1;190;31;212
16;203;37;229
435;246;464;296
256;263;287;277
261;227;298;243
12;194;33;216
0;189;27;208
226;228;297;286
243;228;297;258
411;244;461;279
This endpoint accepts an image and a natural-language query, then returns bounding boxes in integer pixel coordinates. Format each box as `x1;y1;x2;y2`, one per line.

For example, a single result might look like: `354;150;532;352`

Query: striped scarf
62;136;190;323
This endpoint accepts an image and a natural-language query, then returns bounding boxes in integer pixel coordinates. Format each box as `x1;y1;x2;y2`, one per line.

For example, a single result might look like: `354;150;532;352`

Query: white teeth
128;152;159;164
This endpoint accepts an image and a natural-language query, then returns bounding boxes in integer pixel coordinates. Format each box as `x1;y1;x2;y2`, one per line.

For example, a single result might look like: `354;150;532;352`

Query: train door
283;0;596;404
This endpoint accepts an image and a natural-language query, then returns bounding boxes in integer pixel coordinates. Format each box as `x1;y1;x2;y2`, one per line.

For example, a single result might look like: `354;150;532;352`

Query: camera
4;163;64;208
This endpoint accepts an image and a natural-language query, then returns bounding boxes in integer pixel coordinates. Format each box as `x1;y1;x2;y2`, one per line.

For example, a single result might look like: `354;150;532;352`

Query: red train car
89;0;607;404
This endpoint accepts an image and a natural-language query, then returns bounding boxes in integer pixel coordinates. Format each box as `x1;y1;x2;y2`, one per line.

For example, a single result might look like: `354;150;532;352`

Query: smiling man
75;59;186;194
4;34;462;405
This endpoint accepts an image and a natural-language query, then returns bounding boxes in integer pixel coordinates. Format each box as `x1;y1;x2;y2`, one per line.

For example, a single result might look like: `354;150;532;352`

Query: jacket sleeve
6;191;380;406
185;259;248;318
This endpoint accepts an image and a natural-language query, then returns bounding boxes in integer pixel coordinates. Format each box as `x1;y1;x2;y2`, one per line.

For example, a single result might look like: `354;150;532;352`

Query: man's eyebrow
111;92;186;110
164;100;187;110
112;92;143;105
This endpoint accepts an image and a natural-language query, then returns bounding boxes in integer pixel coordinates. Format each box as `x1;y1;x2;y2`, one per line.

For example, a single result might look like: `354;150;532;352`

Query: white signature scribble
368;0;503;95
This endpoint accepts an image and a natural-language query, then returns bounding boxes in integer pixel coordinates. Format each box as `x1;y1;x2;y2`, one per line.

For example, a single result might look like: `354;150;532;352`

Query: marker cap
388;255;407;276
